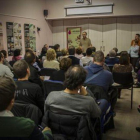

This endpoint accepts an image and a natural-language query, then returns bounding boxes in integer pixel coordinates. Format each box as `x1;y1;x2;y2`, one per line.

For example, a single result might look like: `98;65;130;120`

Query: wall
52;17;140;55
45;0;140;19
0;0;53;58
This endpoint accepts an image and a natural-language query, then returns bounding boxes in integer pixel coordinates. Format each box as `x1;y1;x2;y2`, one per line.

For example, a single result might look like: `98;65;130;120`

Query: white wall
45;0;140;19
0;0;53;57
52;17;140;55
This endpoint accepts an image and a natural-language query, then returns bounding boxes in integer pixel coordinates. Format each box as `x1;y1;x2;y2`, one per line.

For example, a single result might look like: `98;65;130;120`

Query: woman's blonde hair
61;49;68;56
46;49;56;61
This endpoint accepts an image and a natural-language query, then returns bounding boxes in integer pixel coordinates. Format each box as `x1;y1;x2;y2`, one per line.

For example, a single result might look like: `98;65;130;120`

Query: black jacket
68;56;80;65
41;110;97;140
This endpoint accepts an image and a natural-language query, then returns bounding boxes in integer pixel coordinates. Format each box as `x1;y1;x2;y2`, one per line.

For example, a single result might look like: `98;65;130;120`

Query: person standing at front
79;31;92;53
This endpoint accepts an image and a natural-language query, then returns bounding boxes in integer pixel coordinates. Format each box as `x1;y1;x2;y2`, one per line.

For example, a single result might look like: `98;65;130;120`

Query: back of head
90;47;96;52
41;46;47;55
13;60;29;79
68;46;75;55
113;48;118;53
120;51;130;65
1;50;7;58
61;49;68;56
60;58;72;71
46;48;56;61
14;49;21;57
94;51;104;63
0;51;4;61
64;65;87;90
86;48;92;56
54;44;60;51
0;76;16;111
109;50;116;57
76;47;83;55
24;51;36;64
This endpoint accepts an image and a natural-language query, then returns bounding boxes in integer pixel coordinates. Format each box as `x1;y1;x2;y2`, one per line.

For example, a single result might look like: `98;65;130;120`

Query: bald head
64;65;87;90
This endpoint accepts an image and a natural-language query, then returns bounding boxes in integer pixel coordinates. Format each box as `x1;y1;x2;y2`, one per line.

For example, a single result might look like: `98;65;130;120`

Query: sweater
0;63;13;78
45;91;101;119
0;116;52;140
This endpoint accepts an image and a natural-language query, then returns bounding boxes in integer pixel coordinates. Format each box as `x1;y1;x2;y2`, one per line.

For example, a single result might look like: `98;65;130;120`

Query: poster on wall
0;22;4;50
67;27;81;48
24;24;36;52
6;22;22;56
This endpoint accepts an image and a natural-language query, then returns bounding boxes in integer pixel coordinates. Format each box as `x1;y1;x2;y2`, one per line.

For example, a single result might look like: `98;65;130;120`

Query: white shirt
81;56;93;66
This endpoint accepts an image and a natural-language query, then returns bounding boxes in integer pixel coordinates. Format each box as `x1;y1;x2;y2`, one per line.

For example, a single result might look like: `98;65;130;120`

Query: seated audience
43;48;60;70
54;44;62;59
13;60;45;114
1;50;13;70
0;52;13;78
50;58;72;82
0;76;52;140
84;51;117;110
24;51;43;88
12;49;22;61
40;44;48;62
113;52;132;73
81;48;93;66
68;46;83;66
45;65;109;119
75;47;83;59
58;49;68;62
105;50;119;66
90;46;96;57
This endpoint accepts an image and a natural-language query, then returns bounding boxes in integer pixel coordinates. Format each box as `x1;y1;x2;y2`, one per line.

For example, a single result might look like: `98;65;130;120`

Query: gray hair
109;50;116;57
94;51;104;62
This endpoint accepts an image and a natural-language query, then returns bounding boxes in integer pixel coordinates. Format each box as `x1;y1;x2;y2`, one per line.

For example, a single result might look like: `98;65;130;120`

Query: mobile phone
38;125;44;131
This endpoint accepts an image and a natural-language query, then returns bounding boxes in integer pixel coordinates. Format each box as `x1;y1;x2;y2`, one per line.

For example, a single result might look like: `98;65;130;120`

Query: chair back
40;68;57;76
41;110;97;140
43;80;65;98
113;72;133;85
11;101;42;125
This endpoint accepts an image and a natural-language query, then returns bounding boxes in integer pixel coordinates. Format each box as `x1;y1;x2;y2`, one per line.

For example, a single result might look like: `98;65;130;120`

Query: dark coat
41;110;97;140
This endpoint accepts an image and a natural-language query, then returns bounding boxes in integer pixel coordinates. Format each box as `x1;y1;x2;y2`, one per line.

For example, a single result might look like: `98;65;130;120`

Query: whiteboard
66;5;113;16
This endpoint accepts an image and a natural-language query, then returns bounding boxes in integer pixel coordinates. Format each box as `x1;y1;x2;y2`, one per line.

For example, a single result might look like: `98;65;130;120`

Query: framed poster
24;24;36;52
67;27;81;48
0;22;3;50
6;22;22;56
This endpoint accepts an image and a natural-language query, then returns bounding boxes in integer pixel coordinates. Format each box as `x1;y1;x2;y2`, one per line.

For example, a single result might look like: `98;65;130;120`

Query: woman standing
128;40;139;70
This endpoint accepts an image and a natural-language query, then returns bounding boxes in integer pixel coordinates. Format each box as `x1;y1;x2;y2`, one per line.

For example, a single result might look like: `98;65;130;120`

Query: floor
103;88;140;140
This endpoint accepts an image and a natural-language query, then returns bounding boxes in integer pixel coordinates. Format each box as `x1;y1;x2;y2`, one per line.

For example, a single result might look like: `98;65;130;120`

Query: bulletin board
6;22;22;56
67;27;81;48
24;24;36;52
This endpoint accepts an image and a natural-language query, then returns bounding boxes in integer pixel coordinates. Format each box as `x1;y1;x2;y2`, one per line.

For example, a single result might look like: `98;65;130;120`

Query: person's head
46;48;56;61
68;46;75;55
1;50;7;58
64;65;87;90
90;47;96;53
76;47;83;55
0;76;16;112
0;51;4;63
13;49;21;57
61;49;68;56
94;51;105;64
24;51;36;65
86;48;92;56
60;58;72;71
44;44;49;49
41;46;47;55
109;50;116;57
82;31;87;39
119;51;130;65
25;48;33;53
13;60;30;79
135;34;140;40
54;44;60;51
113;48;118;53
